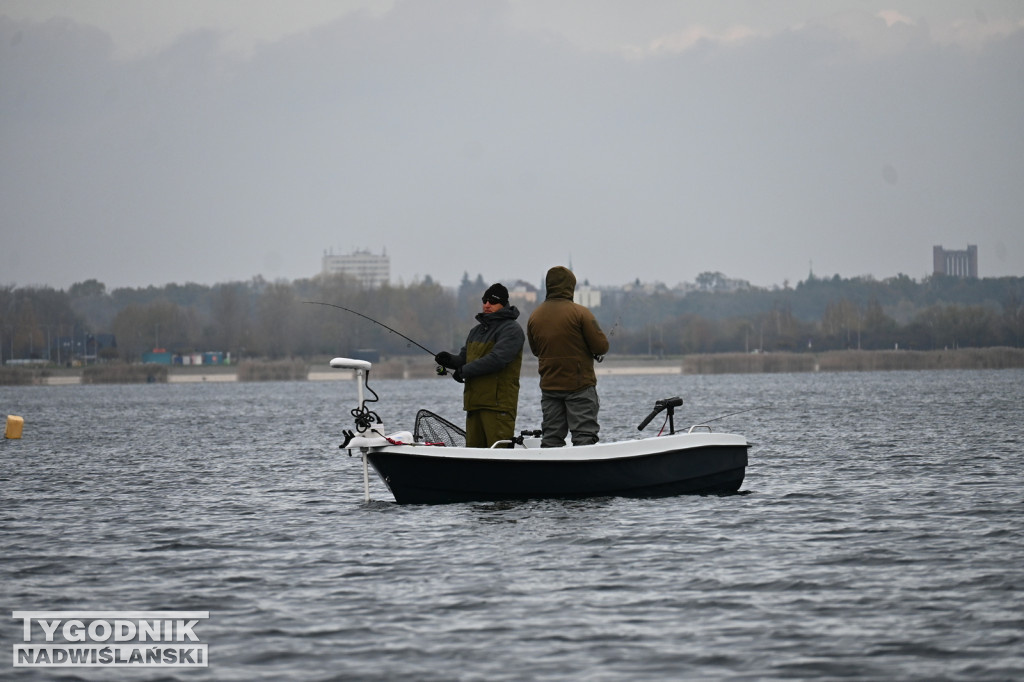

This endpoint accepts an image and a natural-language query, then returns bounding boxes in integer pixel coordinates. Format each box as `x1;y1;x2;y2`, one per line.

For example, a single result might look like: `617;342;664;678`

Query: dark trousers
540;385;600;447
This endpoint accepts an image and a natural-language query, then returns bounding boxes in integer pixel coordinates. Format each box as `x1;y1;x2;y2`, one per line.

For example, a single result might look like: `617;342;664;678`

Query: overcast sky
2;1;1022;292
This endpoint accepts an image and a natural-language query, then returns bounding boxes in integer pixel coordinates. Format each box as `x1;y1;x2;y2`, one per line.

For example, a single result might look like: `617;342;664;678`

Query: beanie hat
482;283;509;306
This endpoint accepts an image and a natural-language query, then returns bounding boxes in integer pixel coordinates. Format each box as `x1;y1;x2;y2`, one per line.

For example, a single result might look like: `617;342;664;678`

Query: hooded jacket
527;267;610;391
453;305;524;415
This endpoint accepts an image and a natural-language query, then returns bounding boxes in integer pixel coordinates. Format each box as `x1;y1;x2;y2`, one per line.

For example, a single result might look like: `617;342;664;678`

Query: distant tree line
596;273;1024;355
1;272;1022;365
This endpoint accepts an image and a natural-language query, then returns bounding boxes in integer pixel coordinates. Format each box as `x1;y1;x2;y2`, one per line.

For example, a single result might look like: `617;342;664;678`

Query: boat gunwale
358;431;749;462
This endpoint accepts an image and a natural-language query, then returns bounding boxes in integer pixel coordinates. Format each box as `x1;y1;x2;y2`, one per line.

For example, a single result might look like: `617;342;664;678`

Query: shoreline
3;348;1022;386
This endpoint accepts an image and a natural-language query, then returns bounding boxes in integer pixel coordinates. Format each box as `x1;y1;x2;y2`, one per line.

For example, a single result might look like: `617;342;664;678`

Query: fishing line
699;405;767;424
303;301;437;356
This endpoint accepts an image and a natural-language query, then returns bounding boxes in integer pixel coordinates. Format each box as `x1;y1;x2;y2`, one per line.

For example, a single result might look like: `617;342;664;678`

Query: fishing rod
700;405;766;424
643;403;764;436
302;301;437;356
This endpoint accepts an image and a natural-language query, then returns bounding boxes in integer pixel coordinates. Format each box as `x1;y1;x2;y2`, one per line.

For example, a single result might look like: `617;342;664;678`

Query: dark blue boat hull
366;444;749;505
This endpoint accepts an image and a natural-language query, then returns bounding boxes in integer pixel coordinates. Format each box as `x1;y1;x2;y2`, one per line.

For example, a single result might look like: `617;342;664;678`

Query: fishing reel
434;361;462;383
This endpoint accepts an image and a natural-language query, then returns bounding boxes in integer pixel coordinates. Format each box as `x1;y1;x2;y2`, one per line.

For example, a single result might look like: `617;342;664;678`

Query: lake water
2;369;1022;680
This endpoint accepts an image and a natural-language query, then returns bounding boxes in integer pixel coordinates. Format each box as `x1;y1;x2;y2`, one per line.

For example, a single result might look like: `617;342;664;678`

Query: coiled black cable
350;370;382;433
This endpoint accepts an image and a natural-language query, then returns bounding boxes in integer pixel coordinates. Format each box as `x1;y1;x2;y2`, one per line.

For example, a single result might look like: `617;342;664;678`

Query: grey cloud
1;3;1021;291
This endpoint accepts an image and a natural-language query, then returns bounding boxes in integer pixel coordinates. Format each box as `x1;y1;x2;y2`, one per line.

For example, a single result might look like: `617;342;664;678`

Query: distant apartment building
933;245;977;278
322;249;390;288
574;283;601;308
508;280;539;306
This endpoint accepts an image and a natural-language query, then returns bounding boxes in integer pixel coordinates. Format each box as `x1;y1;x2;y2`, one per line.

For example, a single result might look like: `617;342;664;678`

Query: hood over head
544;266;576;300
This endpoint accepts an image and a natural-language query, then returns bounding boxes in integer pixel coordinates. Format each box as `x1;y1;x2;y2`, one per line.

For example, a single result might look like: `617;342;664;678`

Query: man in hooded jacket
435;283;525;448
527;266;610;447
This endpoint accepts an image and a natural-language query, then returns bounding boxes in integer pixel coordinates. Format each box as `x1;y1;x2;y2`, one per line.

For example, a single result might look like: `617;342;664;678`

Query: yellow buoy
5;415;24;439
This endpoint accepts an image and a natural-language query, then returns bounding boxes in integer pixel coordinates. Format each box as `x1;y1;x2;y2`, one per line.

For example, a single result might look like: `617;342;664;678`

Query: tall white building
322;249;390;288
574;284;601;308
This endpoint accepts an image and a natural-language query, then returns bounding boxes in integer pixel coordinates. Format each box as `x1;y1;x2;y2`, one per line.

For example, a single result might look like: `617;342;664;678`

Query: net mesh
413;409;466;447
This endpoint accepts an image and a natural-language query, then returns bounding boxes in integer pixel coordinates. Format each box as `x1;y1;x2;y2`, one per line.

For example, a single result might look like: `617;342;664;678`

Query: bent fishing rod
303;301;438;356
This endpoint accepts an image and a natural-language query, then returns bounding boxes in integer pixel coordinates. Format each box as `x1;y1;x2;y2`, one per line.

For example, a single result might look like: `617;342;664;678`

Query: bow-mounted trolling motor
637;396;684;434
330;357;385;449
331;357;386;504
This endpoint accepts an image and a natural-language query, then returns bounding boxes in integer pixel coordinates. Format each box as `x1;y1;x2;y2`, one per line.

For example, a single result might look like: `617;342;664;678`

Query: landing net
413;409;466;447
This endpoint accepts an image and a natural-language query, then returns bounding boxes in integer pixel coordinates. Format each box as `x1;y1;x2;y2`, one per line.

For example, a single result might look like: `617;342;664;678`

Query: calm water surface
1;369;1022;680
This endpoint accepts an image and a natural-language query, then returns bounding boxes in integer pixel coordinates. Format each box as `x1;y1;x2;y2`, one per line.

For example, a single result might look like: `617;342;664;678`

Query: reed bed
4;348;1020;385
682;347;1024;374
0;368;47;386
682;353;815;374
82;365;168;384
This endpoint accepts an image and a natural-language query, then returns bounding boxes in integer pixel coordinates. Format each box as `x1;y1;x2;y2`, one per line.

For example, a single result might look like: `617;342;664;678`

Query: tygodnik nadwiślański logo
12;611;208;668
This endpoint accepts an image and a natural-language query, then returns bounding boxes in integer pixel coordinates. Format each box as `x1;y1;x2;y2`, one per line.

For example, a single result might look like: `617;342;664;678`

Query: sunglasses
482;296;504;304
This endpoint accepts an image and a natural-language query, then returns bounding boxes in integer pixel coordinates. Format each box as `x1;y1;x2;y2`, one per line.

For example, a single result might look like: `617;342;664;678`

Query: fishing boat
332;357;750;505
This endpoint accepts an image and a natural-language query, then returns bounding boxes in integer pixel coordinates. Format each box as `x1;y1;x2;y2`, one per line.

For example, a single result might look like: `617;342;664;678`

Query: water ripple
1;370;1023;680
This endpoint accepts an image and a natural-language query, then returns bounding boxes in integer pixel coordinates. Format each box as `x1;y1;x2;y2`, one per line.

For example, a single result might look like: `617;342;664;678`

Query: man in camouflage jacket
435;283;524;448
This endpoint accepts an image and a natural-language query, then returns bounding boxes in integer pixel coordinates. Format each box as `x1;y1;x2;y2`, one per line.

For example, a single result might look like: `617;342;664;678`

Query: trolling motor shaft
331;356;381;504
